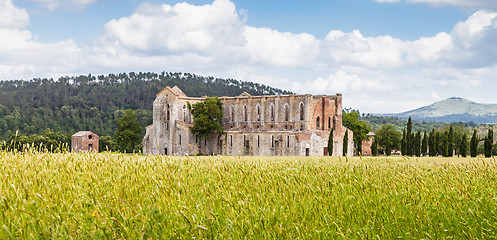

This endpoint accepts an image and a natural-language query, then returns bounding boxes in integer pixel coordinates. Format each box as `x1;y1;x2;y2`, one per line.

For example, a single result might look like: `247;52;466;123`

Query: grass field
1;152;497;239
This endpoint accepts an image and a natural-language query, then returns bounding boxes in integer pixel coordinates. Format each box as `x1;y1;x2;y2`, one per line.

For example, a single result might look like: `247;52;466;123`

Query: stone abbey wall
143;86;354;156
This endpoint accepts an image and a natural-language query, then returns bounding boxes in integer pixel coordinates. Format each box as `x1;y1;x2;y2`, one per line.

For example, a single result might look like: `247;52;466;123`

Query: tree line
1;109;143;153
371;117;496;157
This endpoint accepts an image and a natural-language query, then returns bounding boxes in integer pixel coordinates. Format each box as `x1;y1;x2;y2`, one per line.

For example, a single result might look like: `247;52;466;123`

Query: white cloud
243;27;319;67
0;0;29;29
28;0;96;10
449;11;497;67
0;1;81;79
100;0;245;53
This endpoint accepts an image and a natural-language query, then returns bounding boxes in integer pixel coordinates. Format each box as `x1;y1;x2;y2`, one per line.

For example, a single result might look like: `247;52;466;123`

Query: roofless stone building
142;86;353;156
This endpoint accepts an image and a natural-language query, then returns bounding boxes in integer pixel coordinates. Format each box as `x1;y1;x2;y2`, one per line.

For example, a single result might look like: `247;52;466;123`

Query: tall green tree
401;129;407;156
470;129;478;157
327;128;334;156
406;117;413;156
414;131;421;157
484;128;493;157
342;110;371;155
343;130;348;157
188;97;224;140
421;130;428;156
114;109;143;153
447;124;454;157
441;132;449;157
375;124;401;156
428;129;436;157
435;132;442;156
460;134;468;157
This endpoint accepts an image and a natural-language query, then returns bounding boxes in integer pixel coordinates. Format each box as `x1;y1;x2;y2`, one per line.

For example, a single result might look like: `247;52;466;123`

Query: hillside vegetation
0;72;291;140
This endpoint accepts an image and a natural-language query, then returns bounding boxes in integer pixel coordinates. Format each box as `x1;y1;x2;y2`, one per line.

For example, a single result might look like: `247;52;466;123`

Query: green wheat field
1;152;496;239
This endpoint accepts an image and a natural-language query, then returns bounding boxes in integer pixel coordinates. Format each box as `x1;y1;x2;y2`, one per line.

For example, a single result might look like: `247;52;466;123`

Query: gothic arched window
284;104;290;122
256;104;261;121
299;102;304;121
182;105;186;122
243;105;248;122
269;104;275;122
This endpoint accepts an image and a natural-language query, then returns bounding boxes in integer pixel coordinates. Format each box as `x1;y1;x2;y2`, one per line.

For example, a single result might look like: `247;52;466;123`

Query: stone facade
361;132;375;156
72;131;99;152
142;86;354;156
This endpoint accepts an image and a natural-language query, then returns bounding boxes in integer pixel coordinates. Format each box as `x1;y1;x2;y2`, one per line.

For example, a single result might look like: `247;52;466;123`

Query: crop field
1;152;497;239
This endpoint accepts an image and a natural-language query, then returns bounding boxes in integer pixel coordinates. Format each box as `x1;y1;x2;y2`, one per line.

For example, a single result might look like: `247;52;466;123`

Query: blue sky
2;0;497;113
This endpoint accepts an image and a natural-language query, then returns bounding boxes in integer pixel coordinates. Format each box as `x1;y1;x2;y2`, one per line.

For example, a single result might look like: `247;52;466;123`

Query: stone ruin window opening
284;104;290;122
182;105;186;122
89;144;93;149
243;135;246;147
286;135;290;148
316;116;320;129
271;135;274;148
179;134;182;146
269;104;275;122
230;135;233;147
88;134;92;140
243;105;248;122
328;117;331;129
257;135;260;148
230;106;234;122
256;104;261;121
166;104;170;121
299;102;304;121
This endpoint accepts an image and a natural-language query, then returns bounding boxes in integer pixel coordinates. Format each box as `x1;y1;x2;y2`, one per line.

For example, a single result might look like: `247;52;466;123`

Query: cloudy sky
2;0;497;113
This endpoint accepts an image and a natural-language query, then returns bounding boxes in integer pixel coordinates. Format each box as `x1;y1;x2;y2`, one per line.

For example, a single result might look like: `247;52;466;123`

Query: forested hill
0;72;292;140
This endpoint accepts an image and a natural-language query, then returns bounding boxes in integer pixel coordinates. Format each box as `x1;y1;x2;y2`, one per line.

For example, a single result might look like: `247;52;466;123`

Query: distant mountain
383;97;497;124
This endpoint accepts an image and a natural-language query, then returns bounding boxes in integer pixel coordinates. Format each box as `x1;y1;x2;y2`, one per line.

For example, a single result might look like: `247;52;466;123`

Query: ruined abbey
142;86;354;156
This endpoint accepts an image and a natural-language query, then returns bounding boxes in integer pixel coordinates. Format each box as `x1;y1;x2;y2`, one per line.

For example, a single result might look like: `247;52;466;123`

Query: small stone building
361;131;375;156
143;86;354;156
72;131;99;153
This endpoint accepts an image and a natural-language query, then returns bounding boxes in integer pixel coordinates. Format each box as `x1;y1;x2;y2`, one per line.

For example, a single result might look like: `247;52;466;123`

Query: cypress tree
487;128;494;157
429;129;436;157
414;131;421;157
448;124;454;157
343;130;348;157
421;130;428;156
460;134;467;157
470;129;478;157
435;132;442;156
484;129;493;158
442;132;449;157
327;128;334;156
406;117;413;156
401;129;407;156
